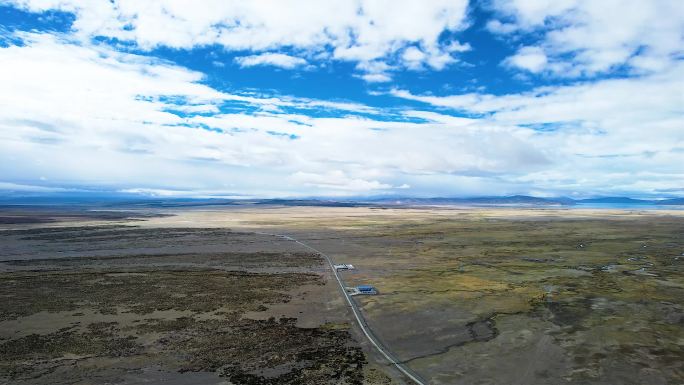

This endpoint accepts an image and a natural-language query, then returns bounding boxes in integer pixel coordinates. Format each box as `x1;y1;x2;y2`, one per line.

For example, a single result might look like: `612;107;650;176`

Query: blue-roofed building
356;285;378;295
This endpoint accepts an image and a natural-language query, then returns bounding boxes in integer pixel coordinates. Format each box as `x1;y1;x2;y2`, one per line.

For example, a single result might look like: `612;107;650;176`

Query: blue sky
0;0;682;198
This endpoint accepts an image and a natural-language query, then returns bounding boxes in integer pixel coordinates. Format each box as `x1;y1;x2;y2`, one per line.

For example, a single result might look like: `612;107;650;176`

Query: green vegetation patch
304;211;684;384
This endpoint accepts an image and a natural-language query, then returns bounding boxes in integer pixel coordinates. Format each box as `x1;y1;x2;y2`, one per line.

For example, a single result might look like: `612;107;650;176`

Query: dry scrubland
0;217;394;385
1;206;683;384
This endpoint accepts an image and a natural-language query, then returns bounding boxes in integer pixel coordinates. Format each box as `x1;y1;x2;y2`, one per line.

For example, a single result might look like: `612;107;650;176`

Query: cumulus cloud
1;2;682;198
402;47;427;70
235;53;308;69
354;60;395;82
504;46;548;73
358;73;393;83
391;64;684;195
7;0;471;79
0;31;557;197
489;0;684;76
291;171;392;192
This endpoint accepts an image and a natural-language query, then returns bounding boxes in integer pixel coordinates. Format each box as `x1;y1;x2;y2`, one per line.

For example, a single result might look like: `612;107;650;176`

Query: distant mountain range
366;195;574;206
0;193;683;207
368;196;684;206
575;197;684;205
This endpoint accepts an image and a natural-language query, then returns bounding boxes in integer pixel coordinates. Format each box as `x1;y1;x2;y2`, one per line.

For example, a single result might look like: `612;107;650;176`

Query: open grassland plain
1;206;683;385
139;206;684;385
0;212;398;385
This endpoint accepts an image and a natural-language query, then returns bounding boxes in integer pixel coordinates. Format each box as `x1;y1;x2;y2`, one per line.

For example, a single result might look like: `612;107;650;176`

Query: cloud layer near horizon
0;1;682;198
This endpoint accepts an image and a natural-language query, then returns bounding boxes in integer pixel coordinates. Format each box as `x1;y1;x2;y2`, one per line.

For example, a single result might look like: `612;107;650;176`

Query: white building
334;264;355;271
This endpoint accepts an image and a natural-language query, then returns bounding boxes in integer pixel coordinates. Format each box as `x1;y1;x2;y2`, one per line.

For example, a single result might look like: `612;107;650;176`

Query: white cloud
291;171;392;192
7;0;470;78
391;64;684;195
390;88;483;110
444;41;471;53
1;27;681;198
0;182;70;193
235;52;308;69
505;46;548;73
490;0;684;76
402;47;427;70
485;19;518;34
358;73;393;83
354;60;394;82
0;31;556;197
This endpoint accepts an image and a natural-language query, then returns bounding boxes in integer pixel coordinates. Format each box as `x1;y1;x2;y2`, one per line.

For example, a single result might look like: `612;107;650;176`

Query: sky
0;0;682;199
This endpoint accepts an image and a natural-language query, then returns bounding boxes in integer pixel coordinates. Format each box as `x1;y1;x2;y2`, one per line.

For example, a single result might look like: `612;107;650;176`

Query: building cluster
335;263;378;295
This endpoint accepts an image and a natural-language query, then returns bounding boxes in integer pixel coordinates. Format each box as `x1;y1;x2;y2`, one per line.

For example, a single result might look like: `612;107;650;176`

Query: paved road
257;231;427;385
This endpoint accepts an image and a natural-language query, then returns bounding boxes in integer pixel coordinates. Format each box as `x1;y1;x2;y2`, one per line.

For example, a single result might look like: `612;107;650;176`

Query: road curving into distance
256;231;428;385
